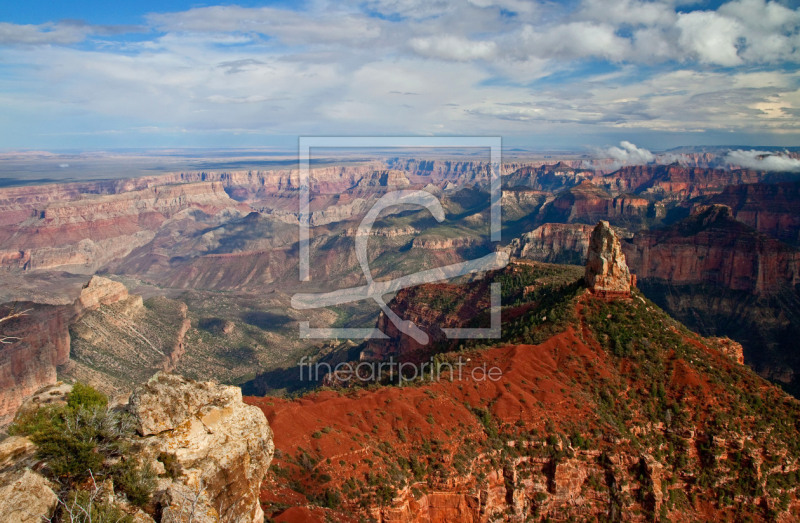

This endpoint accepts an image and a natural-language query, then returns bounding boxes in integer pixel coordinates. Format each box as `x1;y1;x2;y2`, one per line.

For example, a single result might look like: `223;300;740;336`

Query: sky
0;0;799;151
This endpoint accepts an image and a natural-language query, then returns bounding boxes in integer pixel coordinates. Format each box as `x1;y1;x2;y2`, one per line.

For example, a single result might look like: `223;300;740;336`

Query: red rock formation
0;276;142;423
247;287;800;522
72;276;130;313
541;181;650;227
625;204;800;294
503;162;592;191
592;164;764;199
0;303;71;424
707;181;800;246
0;181;247;272
710;337;745;365
506;223;595;264
585;221;632;296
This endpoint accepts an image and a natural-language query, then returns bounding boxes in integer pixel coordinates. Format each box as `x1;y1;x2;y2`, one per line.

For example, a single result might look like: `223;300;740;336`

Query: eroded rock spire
585;220;633;296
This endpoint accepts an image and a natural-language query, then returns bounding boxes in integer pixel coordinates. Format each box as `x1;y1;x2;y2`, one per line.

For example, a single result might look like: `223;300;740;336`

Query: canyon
2;152;800;520
2;155;800;402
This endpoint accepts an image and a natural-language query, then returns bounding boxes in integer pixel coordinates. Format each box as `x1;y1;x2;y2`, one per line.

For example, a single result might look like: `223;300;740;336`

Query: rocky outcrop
711;337;745;365
0;374;274;523
585;221;633;296
73;275;132;314
64;293;189;399
0;469;58;522
0;431;57;522
505;223;595;264
130;373;274;523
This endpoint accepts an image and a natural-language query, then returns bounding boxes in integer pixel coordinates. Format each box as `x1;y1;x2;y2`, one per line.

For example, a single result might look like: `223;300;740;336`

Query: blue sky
0;0;798;150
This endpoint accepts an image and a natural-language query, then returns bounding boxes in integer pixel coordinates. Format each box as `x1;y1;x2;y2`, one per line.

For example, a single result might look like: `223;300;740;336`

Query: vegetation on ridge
10;383;156;521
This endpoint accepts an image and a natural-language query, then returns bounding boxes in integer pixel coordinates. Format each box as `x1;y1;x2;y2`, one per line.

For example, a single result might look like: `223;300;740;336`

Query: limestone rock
0;436;36;471
130;373;241;436
74;275;130;314
0;469;58;522
585;221;632;296
130;373;274;523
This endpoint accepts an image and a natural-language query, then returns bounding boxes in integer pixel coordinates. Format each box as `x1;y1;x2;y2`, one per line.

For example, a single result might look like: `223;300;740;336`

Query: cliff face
503;162;591;192
361;280;493;363
130;373;274;523
539;181;650;229
0;303;72;425
708;181;800;247
0;276;174;424
625;205;800;294
593;164;765;199
0;182;246;273
624;204;800;394
505;223;595;264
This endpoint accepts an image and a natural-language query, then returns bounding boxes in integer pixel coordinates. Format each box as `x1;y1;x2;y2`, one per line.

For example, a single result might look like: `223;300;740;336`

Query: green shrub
113;458;157;507
67;382;108;410
8;405;62;437
58;488;134;523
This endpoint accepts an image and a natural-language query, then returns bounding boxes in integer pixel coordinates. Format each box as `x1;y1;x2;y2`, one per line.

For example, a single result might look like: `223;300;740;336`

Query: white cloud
676;11;744;66
409;35;497;61
603;141;655;164
361;0;456;19
725;150;800;172
578;0;676;27
519;22;632;61
1;0;800;147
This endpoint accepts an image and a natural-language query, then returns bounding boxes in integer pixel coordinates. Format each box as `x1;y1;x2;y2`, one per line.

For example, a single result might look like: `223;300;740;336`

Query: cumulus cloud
676;11;744;66
1;0;800;147
725;150;800;172
409;35;497;61
577;0;676;27
519;22;632;61
603;141;655;165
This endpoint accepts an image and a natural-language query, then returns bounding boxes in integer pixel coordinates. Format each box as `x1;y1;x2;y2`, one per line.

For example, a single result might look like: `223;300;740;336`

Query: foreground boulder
129;373;274;523
585;220;633;296
0;468;58;522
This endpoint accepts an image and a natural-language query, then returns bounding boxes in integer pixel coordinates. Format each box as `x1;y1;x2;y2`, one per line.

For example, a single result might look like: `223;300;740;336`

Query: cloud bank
603;141;656;166
725;150;800;172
